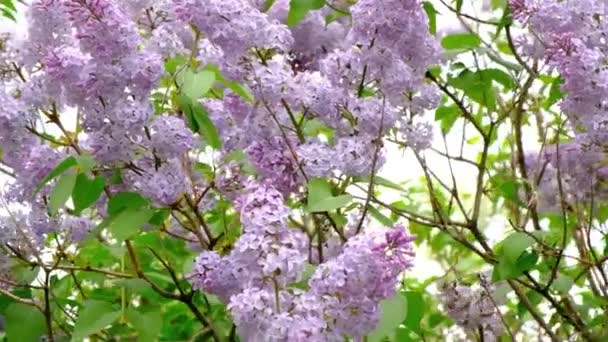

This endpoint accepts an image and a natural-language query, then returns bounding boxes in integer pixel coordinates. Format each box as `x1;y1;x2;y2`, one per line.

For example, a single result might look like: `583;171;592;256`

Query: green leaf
181;70;216;100
1;0;16;12
75;154;97;173
441;33;481;50
49;172;78;214
72;300;121;342
553;274;574;294
149;208;171;226
107;192;149;216
126;308;163;342
263;0;277;11
287;0;325;26
165;55;187;74
221;79;255;102
493;251;539;281
368;206;395;227
5;303;46;342
367;292;408;341
306;178;353;213
482;68;516;90
1;7;15;21
491;0;507;10
193;102;222;149
72;174;105;214
422;2;437;35
34;156;77;194
307;195;353;213
449;69;497;110
203;64;255;102
113;278;150;291
403;291;425;333
109;208;154;241
544;76;564;109
500;232;535;263
434;105;459;134
177;94;222;149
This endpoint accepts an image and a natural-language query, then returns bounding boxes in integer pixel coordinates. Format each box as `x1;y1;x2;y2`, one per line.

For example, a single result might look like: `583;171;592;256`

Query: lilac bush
0;0;607;341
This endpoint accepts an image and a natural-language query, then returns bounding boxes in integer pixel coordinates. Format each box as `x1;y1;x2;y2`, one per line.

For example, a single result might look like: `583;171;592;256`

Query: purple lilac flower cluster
440;275;504;342
510;0;608;208
0;0;435;338
189;184;416;341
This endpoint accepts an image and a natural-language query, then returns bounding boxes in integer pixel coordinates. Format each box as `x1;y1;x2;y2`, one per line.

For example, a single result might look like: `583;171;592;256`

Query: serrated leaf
34;156;77;195
5;303;46;342
72;300;121;342
367;292;408;341
441;33;481;50
49;172;77;214
72;174;105;214
109;208;154;241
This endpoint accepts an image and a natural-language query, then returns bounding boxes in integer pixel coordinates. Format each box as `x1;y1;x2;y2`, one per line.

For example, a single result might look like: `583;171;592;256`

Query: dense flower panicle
8;145;65;201
246;137;301;195
334;137;384;176
0;88;37;167
402;121;434;151
440;277;504;342
202;97;249;151
63;216;93;242
237;182;291;235
189;251;242;301
510;0;608;147
174;0;293;57
64;0;141;62
24;0;74;66
189;182;307;301
126;158;191;206
204;224;416;341
523;141;608;212
149;115;198;157
346;0;441;105
296;141;336;178
214;161;249;201
265;0;347;66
